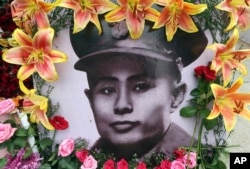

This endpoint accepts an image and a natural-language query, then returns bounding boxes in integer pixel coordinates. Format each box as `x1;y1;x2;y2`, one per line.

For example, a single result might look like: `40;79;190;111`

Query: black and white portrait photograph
50;18;211;160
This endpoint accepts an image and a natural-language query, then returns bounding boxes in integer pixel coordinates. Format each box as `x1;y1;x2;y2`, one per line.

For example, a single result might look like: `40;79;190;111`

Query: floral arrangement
1;0;250;168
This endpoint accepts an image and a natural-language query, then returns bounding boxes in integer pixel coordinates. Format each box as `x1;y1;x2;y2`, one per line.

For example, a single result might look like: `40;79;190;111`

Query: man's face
85;56;183;145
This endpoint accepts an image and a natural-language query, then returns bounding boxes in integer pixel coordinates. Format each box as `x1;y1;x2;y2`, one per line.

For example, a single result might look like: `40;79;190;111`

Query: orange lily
207;78;250;131
153;0;207;41
19;80;54;130
208;29;250;86
11;0;59;34
2;28;67;82
59;0;117;34
105;0;160;39
216;0;250;31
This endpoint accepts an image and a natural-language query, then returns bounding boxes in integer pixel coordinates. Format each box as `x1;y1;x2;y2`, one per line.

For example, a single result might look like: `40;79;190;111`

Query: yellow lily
216;0;250;31
59;0;117;34
105;0;160;39
153;0;207;41
11;0;59;34
208;29;250;86
2;28;67;82
19;81;54;130
207;78;250;131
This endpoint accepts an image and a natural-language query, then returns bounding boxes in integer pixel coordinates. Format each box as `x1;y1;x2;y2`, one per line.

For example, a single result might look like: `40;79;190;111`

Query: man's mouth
109;121;140;133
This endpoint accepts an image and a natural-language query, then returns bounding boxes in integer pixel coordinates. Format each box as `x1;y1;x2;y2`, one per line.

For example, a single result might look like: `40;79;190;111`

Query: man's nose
114;87;133;115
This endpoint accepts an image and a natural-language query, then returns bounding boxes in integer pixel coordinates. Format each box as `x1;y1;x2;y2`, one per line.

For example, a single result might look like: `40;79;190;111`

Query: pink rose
136;161;147;169
75;149;89;163
183;152;197;168
81;155;97;169
0;123;16;143
58;138;75;157
103;159;115;169
0;99;16;115
117;159;128;169
171;160;185;169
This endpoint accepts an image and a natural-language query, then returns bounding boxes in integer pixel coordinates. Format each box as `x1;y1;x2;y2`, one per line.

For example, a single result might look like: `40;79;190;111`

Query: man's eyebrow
127;74;150;81
92;76;118;86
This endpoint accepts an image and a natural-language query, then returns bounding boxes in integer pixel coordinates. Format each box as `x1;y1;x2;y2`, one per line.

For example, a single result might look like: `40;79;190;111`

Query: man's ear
171;83;187;111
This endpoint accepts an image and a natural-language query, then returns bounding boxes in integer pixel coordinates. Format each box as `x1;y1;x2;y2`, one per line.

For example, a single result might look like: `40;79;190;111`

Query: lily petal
2;47;32;65
207;103;220;119
126;10;145;39
33;28;54;52
105;7;126;22
37;109;55;130
183;3;207;15
13;28;32;46
73;8;91;33
35;56;58;82
49;50;68;63
178;12;198;33
17;65;35;80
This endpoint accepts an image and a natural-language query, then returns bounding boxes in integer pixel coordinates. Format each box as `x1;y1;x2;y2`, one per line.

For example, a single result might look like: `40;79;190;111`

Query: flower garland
1;0;250;168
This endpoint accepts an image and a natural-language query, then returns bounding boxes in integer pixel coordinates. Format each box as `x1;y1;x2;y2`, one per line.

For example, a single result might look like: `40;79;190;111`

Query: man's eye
134;83;151;92
100;87;116;95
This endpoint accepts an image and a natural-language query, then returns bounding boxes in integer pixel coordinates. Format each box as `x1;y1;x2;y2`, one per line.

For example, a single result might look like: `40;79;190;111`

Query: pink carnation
0;123;16;143
58;138;75;157
183;152;197;168
0;99;16;115
81;155;97;169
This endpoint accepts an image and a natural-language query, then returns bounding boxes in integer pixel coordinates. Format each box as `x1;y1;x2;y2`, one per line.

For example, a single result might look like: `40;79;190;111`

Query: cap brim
74;47;176;71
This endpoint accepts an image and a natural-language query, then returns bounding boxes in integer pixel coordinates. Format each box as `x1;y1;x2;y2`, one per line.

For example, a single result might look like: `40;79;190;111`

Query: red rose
155;159;171;169
203;68;216;81
117;159;128;169
75;149;89;163
194;65;216;81
49;116;69;130
103;159;115;169
174;148;185;159
136;162;147;169
194;66;205;77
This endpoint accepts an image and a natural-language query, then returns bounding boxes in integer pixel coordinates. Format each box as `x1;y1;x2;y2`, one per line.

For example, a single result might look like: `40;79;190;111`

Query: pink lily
208;29;250;86
216;0;250;31
19;81;54;130
11;0;59;34
59;0;117;34
105;0;160;39
2;28;67;82
153;0;207;41
207;78;250;131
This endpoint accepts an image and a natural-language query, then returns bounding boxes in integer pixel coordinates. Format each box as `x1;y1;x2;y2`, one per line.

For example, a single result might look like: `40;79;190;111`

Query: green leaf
204;118;218;130
38;163;52;169
15;128;28;137
48;153;57;162
200;109;211;118
180;106;197;117
7;142;15;154
51;158;60;166
0;158;7;168
23;148;33;159
216;160;227;169
14;137;27;148
39;138;53;151
58;158;75;169
28;127;36;136
0;141;9;149
190;88;200;97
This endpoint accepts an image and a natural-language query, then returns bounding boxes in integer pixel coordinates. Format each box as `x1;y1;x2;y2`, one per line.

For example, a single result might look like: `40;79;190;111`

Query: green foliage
0;158;7;168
